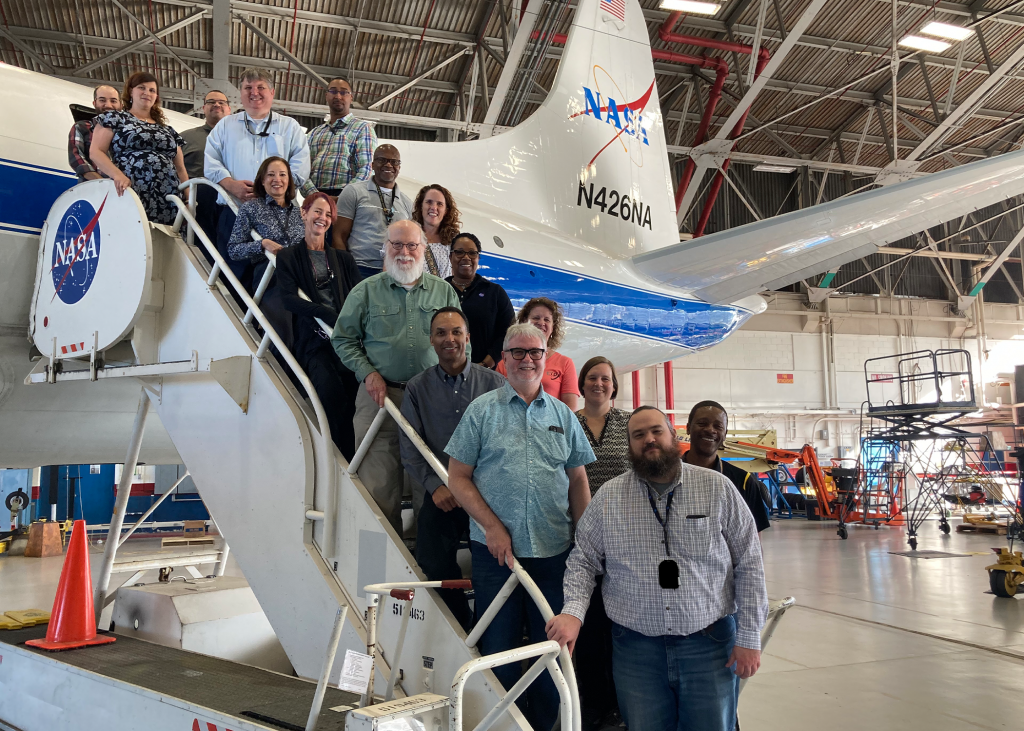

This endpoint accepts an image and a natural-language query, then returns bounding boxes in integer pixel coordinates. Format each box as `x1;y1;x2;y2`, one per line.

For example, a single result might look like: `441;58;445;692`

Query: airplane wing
632;149;1024;305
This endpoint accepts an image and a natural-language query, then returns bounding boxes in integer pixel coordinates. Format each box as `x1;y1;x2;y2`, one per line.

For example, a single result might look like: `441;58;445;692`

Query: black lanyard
245;111;273;137
647;487;676;556
375;184;396;225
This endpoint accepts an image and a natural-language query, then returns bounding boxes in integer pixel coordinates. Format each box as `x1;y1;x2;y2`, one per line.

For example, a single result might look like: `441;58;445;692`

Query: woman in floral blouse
228;155;306;290
90;71;187;225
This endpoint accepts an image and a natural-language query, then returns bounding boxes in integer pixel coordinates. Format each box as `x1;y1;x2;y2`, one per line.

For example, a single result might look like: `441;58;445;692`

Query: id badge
659;559;679;589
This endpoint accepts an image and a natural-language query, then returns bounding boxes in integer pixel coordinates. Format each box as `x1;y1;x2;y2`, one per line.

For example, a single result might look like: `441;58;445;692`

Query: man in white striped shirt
546;405;767;731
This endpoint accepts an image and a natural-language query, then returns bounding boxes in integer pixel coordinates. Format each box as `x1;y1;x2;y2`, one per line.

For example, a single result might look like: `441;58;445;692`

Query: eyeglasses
326;88;352;96
450;249;479;260
204;99;230;107
388;241;421;252
374;157;401;168
505;347;546;360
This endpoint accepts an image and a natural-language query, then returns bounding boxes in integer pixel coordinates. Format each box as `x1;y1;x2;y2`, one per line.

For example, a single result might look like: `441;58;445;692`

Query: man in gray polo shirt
333;143;413;279
399;306;505;629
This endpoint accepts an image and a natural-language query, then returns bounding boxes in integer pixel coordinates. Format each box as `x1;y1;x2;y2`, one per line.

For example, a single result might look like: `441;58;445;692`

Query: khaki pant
353;385;424;536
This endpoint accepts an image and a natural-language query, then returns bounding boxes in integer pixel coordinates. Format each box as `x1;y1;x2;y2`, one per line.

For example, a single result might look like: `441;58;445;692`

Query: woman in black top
572;356;625;729
90;71;187;224
445;233;515;369
276;192;362;460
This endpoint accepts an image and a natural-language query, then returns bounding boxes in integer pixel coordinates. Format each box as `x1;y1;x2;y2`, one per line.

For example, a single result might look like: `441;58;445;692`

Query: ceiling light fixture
658;0;722;15
753;164;797;173
920;21;974;41
898;35;951;53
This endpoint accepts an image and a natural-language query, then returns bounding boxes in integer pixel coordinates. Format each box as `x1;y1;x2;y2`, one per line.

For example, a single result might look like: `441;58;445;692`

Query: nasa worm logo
51;196;106;305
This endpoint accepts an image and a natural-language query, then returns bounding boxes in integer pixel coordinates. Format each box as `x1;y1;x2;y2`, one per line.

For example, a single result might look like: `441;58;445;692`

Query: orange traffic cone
26;519;116;651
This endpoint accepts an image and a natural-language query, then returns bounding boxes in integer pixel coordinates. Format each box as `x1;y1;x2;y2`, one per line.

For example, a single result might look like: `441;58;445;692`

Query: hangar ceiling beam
0;25;57;74
212;0;230;83
235;13;329;89
369;48;472;110
713;0;828;137
73;9;207;77
480;0;542;135
905;40;1024;162
107;0;202;79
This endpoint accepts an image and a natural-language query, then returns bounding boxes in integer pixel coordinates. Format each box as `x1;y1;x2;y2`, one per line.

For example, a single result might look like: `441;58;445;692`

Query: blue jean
471;542;570;731
612;615;739;731
357;264;381;280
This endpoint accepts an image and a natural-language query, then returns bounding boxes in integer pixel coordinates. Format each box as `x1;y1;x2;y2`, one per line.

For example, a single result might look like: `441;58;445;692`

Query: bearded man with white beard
332;219;461;534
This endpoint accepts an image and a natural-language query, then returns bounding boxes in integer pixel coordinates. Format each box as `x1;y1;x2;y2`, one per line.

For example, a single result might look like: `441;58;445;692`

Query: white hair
503;323;545;350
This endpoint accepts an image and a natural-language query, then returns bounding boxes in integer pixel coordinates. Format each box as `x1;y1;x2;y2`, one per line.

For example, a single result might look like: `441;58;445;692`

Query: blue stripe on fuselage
2;161;749;350
0;160;77;232
479;253;749;350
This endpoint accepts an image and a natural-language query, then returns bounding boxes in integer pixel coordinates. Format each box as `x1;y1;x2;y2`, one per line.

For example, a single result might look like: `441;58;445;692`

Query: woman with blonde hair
412;183;460;278
497;297;580;409
90;71;187;224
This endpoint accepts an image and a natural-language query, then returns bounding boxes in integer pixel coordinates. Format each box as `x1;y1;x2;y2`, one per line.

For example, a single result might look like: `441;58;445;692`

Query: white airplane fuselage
0;60;763;377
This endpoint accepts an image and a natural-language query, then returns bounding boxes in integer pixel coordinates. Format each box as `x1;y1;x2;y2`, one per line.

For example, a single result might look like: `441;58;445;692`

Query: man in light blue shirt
204;68;310;279
447;322;593;731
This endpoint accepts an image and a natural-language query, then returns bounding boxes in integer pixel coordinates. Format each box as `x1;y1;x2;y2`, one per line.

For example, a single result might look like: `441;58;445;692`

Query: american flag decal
600;0;625;21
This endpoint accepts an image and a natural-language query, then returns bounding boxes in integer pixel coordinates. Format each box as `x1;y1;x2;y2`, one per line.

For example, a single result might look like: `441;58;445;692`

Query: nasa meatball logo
50;196;106;305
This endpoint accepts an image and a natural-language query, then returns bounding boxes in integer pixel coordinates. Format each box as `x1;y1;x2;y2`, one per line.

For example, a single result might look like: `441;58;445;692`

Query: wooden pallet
160;536;217;547
956;522;1007;535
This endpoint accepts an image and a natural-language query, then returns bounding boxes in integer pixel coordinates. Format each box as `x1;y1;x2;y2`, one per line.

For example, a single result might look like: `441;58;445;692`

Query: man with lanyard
334;144;413;280
181;90;231;254
547;405;767;731
683;400;771;534
204;68;310;278
302;77;377;198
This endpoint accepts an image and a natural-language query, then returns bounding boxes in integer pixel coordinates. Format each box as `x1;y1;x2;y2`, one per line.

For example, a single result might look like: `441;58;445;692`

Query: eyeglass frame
326;88;352;96
373;157;402;168
203;98;230;107
504;347;546;361
387;240;422;252
450;248;480;260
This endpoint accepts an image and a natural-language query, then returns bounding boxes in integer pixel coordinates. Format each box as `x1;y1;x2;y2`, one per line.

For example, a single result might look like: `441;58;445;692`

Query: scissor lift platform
0;625;361;730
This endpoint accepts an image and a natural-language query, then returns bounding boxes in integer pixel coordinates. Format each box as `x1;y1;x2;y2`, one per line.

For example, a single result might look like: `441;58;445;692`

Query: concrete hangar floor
2;519;1023;731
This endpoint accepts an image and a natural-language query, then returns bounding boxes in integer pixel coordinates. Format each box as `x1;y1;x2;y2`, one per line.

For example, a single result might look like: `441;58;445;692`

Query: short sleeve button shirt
445;382;596;558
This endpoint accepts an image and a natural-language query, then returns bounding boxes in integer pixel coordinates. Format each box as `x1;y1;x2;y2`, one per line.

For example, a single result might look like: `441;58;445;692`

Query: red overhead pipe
652;49;729;211
658;11;772;235
658;11;770;65
692;49;770;236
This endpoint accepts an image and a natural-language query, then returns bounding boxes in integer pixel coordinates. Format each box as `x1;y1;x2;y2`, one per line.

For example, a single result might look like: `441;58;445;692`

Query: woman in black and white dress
90;71;187;225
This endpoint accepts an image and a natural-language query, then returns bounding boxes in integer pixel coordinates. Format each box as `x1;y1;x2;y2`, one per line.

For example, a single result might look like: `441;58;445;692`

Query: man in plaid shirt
68;84;122;180
547;405;768;731
302;77;377;198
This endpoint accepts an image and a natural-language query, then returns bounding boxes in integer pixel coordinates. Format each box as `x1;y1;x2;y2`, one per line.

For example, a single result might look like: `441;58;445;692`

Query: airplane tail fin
402;0;678;258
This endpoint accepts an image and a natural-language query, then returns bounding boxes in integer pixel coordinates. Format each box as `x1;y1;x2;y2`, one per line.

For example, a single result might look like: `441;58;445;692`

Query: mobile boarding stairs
1;179;794;731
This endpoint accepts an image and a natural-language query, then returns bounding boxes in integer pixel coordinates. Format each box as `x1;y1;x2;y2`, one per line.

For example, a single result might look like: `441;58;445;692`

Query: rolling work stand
840;349;1015;549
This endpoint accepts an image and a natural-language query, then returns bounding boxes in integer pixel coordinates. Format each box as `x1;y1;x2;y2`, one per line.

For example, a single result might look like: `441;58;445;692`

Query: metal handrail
449;640;571;731
346;366;582;730
166;187;339;556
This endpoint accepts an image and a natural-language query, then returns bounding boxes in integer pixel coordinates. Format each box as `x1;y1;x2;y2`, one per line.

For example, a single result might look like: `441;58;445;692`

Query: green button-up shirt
331;271;461;384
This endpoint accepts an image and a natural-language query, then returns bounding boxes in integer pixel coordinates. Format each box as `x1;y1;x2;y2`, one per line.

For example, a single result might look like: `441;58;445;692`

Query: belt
383;378;407;390
318;187;343;197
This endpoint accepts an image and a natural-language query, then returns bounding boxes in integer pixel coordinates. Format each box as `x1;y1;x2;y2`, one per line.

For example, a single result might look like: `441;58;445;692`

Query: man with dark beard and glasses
332;219;460;535
546;405;767;731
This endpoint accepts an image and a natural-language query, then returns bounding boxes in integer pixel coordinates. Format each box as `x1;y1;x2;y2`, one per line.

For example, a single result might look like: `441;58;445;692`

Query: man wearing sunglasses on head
334;144;413;280
546;405;767;731
331;219;460;535
204;68;310;279
445;322;595;731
